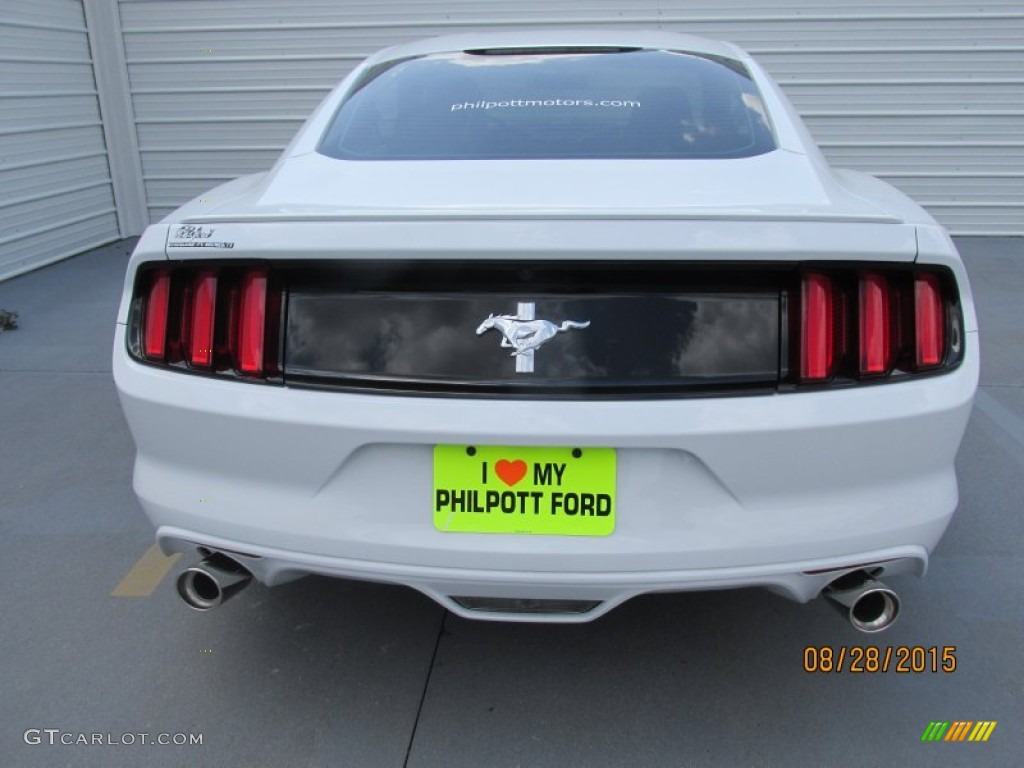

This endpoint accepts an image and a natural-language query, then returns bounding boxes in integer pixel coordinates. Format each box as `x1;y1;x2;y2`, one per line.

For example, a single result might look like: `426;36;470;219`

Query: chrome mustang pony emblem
476;303;590;373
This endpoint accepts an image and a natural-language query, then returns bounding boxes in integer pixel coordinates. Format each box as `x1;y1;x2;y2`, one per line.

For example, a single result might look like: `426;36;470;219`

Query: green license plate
433;445;616;536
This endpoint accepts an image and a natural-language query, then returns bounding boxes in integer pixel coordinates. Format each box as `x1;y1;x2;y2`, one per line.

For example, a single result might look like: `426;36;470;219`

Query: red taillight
238;271;267;375
797;268;956;383
134;264;279;380
188;271;217;367
915;273;945;369
859;273;891;375
143;271;170;360
800;273;835;381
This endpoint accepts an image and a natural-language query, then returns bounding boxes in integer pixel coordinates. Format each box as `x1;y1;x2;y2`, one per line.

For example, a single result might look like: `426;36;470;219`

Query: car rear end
113;214;976;623
113;32;979;625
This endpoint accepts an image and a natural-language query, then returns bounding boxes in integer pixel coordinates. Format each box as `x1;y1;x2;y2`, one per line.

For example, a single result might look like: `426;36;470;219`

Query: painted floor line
111;543;181;598
975;388;1024;453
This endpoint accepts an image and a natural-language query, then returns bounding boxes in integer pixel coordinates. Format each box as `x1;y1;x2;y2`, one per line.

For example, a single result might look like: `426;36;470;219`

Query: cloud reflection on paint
287;293;779;384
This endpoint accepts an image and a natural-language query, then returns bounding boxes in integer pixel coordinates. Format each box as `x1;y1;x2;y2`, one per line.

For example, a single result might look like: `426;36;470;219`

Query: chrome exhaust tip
824;572;901;633
176;554;252;611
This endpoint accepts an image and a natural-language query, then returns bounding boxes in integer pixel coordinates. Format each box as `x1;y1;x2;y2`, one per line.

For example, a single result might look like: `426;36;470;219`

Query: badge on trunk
475;302;590;373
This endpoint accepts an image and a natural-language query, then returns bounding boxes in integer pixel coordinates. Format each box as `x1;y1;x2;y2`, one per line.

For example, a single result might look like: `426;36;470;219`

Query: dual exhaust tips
176;554;252;611
174;555;900;632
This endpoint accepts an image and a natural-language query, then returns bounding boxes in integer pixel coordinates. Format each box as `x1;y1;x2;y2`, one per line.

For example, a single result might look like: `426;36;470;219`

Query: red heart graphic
494;459;528;487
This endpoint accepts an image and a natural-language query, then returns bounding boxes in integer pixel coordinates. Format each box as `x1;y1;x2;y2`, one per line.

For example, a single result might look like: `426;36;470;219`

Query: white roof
365;29;746;66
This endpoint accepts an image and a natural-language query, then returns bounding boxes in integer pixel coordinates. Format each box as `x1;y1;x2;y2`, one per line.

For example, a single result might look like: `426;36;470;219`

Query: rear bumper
114;324;978;621
155;527;929;622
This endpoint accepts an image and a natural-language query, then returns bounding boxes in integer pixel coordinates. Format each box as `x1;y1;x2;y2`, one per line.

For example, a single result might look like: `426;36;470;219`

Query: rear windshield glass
318;49;776;160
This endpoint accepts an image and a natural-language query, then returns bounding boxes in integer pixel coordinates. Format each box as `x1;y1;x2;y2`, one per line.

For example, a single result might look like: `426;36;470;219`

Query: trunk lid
186;150;901;224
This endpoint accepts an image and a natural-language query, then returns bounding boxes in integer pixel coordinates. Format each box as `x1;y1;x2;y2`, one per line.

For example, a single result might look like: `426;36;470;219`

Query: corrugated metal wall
3;0;1019;266
0;0;120;280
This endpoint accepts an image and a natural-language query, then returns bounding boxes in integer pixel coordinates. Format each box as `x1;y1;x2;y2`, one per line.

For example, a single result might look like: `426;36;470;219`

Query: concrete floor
0;237;1020;767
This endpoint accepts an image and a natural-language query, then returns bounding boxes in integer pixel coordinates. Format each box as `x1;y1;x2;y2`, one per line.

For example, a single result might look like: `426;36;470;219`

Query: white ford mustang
113;30;978;630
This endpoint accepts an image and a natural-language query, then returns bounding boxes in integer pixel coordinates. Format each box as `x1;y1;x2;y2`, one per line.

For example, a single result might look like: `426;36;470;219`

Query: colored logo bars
921;721;997;742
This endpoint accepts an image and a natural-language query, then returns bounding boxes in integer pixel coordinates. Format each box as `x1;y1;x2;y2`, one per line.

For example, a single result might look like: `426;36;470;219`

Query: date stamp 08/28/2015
803;645;958;674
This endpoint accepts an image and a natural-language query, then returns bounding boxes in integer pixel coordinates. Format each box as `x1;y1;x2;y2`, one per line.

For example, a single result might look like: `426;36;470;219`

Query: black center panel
280;261;785;398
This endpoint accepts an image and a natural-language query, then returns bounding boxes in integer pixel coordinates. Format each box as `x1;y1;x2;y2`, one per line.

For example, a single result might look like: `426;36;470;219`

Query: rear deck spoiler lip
163;217;918;265
174;210;903;225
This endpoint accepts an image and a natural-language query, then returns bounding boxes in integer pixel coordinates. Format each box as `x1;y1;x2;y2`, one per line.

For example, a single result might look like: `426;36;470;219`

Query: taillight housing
127;263;282;383
186;270;217;368
237;271;268;375
127;260;963;393
858;273;892;376
793;265;962;386
800;273;836;382
914;273;946;370
142;270;170;361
